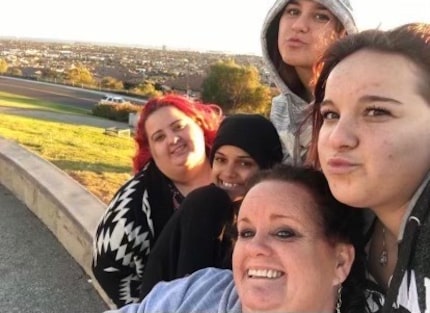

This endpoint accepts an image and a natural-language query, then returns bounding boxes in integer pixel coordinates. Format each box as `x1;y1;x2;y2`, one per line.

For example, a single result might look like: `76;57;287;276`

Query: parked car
98;95;131;105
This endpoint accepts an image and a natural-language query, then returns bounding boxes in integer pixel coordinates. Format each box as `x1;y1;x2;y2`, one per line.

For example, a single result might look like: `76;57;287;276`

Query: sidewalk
0;182;108;313
0;108;126;310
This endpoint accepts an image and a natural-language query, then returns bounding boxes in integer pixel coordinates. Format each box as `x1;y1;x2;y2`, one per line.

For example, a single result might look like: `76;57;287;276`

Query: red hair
132;94;223;173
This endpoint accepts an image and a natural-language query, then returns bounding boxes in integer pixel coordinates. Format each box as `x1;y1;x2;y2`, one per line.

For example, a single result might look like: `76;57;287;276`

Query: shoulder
109;161;169;207
142;268;240;313
179;185;232;218
185;184;230;204
99;165;157;226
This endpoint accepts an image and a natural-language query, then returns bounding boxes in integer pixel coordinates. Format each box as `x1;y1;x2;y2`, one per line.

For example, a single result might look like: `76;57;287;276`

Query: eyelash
320;109;338;120
272;229;296;239
213;156;225;163
152;122;186;142
153;134;165;142
320;106;392;120
364;106;391;116
315;13;330;22
240;161;256;168
285;8;331;23
237;228;297;240
213;158;256;168
237;229;254;238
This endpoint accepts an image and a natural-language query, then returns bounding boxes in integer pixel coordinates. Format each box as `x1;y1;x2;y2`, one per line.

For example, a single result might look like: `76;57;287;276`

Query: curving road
0;76;146;110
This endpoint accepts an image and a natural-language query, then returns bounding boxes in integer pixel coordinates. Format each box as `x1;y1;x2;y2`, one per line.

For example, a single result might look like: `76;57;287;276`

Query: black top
139;184;240;300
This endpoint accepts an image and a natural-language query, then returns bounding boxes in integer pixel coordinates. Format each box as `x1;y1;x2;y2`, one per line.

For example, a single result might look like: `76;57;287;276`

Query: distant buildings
0;39;270;97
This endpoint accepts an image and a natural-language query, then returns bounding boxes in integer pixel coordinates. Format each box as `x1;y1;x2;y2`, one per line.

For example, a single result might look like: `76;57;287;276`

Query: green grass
0;92;134;204
0;91;90;115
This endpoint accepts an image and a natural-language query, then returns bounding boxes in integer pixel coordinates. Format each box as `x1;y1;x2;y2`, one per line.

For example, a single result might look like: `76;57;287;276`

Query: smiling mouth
171;144;186;155
220;181;240;189
247;269;283;279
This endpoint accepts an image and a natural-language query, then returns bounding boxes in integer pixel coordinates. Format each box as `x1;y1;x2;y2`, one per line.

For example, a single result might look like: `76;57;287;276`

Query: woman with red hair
92;94;222;307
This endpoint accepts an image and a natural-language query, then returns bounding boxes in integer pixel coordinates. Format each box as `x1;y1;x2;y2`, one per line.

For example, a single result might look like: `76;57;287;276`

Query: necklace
379;227;388;267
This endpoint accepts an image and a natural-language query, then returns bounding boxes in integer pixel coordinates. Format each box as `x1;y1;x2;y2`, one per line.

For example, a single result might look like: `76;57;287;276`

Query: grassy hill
0;91;134;204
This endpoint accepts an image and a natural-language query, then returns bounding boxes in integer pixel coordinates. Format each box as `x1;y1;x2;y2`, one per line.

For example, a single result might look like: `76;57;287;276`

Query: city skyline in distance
1;0;429;56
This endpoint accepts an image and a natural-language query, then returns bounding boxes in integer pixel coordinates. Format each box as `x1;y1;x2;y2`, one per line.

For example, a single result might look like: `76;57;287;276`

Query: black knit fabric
210;114;283;169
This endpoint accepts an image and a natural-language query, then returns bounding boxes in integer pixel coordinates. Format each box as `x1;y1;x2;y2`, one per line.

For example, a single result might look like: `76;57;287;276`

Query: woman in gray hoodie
261;0;357;163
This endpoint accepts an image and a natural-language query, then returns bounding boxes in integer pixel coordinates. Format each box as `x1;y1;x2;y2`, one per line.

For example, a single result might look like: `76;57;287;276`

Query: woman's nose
167;132;180;144
246;234;272;257
222;162;237;178
291;15;310;33
326;118;359;151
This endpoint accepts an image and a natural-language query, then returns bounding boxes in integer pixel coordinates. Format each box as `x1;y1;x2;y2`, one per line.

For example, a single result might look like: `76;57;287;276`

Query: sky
1;0;429;55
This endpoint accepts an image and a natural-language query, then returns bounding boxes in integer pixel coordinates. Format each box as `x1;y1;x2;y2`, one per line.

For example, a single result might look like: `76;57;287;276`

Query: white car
98;95;131;105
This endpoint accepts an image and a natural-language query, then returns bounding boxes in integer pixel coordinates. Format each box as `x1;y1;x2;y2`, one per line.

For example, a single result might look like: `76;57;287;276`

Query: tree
65;64;95;86
0;58;8;74
101;76;124;90
8;67;22;76
132;81;162;98
201;59;271;114
41;68;62;81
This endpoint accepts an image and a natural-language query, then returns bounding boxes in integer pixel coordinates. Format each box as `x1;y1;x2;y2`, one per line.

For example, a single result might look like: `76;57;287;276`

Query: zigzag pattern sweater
92;161;183;307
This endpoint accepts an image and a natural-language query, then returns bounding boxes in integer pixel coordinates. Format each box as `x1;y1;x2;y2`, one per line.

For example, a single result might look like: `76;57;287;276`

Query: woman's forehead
240;181;319;220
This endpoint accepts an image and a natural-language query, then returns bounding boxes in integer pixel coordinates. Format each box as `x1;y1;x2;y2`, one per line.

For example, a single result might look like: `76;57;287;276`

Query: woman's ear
333;243;355;286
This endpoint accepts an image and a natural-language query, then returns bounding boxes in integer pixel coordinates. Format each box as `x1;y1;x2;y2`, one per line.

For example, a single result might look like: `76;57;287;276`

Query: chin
242;300;283;313
331;190;368;209
240;287;285;313
223;189;244;202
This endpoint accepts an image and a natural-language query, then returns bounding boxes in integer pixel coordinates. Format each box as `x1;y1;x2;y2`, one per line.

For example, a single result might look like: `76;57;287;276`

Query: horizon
0;35;257;56
1;0;429;55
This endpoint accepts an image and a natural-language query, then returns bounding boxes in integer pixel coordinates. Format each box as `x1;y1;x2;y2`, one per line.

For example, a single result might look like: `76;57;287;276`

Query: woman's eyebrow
358;94;402;105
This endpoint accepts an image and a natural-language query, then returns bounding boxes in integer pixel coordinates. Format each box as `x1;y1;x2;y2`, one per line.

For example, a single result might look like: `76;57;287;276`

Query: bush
92;103;142;122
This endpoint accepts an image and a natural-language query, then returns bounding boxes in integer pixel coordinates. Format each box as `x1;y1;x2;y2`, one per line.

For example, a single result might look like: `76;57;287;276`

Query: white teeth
171;144;186;154
247;269;283;279
222;181;238;188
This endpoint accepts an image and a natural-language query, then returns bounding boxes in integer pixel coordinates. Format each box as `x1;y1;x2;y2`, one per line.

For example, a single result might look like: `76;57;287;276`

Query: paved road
0;76;103;110
0;76;132;129
0;183;108;313
0;76;146;111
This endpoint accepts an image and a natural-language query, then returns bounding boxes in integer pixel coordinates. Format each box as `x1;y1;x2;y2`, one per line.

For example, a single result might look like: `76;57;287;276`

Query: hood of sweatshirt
261;0;357;163
261;0;357;97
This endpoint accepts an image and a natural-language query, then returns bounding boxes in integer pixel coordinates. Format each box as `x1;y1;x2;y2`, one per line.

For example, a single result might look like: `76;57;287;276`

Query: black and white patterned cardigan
92;160;183;307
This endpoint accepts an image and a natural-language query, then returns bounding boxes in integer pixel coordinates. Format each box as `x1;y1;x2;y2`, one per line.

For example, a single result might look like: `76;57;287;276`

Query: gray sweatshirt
261;0;357;163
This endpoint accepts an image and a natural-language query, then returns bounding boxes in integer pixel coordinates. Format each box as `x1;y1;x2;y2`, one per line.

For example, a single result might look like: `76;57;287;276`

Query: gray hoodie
261;0;357;164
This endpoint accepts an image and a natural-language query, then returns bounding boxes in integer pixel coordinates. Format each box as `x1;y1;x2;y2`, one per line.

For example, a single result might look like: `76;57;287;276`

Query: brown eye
286;8;300;16
314;13;331;23
366;107;390;117
321;110;339;120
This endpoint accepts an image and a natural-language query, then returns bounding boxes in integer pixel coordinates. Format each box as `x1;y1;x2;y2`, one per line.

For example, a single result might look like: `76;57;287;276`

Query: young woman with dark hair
308;23;430;313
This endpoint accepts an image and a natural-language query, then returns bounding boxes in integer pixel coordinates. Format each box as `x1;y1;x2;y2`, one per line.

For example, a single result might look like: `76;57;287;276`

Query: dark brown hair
307;23;430;167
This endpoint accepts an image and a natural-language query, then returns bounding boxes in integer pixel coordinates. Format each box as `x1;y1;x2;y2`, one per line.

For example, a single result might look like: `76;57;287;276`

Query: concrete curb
0;137;115;309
